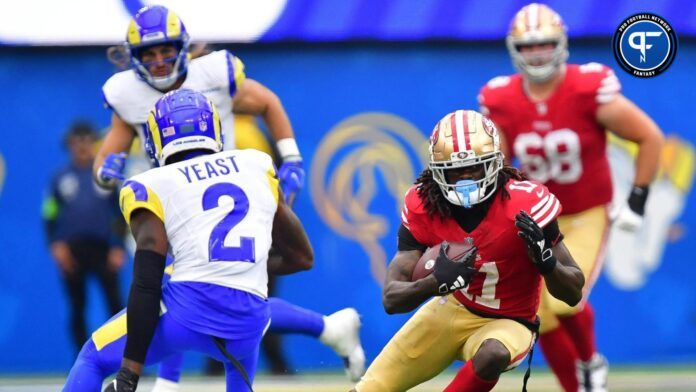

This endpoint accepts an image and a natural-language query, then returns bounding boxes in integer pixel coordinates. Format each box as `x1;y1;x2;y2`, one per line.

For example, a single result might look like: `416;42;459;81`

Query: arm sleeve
397;223;428;252
123;249;166;363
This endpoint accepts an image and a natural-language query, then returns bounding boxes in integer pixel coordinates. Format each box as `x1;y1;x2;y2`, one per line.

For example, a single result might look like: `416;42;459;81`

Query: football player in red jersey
352;110;584;392
478;4;664;392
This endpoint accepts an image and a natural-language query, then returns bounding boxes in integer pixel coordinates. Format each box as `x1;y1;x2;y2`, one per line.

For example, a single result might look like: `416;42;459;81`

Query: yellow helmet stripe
166;11;182;39
127;19;141;45
147;111;163;160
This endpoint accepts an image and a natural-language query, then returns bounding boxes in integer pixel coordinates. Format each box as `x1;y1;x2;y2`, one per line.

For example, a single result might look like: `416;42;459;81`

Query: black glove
515;211;557;275
103;367;139;392
432;241;478;295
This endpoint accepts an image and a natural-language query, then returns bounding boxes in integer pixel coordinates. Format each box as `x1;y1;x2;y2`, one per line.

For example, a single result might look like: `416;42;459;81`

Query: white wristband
277;138;301;161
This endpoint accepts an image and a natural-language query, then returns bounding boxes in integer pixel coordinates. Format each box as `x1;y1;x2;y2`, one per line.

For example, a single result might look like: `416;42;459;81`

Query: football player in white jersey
95;5;302;199
63;89;313;392
94;6;365;389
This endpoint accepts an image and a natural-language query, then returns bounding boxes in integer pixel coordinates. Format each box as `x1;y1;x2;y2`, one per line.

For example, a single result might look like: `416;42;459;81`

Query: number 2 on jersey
202;183;255;263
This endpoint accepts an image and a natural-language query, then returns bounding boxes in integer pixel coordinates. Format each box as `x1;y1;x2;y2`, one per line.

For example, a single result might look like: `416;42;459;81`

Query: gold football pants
356;296;534;392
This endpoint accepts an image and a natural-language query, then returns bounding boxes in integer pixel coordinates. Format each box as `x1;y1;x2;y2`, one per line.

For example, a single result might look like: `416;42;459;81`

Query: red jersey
479;63;621;214
401;178;562;322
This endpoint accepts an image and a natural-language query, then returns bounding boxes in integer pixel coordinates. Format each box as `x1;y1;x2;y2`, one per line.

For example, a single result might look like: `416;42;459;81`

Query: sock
444;362;498;392
539;327;579;392
156;353;183;383
268;297;325;337
559;304;597;362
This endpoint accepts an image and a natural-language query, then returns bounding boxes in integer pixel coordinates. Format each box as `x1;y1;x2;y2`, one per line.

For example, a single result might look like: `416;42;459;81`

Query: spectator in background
42;121;127;354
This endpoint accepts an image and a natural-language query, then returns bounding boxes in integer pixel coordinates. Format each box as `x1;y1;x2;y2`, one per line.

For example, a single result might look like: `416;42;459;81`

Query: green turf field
3;367;696;391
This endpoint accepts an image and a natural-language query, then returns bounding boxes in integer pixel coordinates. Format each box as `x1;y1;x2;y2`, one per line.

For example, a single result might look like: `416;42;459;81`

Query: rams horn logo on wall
310;113;429;285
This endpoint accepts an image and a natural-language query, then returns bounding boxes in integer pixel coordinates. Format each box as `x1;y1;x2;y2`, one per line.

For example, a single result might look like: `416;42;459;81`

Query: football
411;241;475;281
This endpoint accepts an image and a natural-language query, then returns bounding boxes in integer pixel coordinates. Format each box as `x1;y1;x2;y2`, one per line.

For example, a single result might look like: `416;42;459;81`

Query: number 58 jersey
479;63;621;214
119;149;279;299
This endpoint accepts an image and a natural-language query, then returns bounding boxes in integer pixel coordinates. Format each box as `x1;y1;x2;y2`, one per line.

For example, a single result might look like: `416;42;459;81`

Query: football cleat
507;3;568;82
577;353;609;392
319;308;366;382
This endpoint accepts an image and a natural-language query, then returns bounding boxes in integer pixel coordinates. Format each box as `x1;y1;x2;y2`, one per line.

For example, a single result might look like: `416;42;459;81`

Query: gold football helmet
507;3;568;82
429;110;503;208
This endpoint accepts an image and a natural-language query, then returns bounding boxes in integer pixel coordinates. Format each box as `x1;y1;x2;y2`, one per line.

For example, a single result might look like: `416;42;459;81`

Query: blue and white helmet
145;89;223;166
126;5;190;90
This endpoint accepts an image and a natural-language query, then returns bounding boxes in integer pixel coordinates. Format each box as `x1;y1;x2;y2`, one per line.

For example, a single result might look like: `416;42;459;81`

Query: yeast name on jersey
177;156;240;183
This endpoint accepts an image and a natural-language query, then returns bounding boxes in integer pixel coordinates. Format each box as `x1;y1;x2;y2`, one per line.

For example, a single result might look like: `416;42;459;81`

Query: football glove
611;185;649;233
97;152;128;188
432;241;478;295
515;211;557;275
103;367;139;392
278;160;305;206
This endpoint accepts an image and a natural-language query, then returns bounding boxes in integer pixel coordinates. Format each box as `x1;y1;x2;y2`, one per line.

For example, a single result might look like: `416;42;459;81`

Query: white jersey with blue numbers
102;50;245;151
119;149;279;298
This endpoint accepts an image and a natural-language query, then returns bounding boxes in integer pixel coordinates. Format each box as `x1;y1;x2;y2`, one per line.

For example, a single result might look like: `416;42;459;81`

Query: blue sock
268;297;325;337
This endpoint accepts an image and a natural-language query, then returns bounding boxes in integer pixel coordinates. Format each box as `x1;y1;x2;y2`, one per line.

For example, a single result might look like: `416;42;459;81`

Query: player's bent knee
471;339;511;380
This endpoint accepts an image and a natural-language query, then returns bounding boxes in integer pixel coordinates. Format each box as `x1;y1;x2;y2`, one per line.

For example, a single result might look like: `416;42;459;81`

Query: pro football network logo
310;113;428;285
612;13;677;78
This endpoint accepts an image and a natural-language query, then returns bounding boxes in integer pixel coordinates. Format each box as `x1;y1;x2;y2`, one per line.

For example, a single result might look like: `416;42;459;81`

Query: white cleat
577;353;609;392
319;308;366;382
151;377;180;392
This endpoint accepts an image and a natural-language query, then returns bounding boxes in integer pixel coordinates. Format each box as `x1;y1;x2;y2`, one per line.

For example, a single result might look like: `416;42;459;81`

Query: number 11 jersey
478;63;621;214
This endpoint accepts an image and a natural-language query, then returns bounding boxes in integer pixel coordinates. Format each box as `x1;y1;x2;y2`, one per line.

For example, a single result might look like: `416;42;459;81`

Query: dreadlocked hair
415;165;528;219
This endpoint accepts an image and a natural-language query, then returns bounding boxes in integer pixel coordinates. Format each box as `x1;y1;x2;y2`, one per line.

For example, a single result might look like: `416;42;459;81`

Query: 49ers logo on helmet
482;117;497;137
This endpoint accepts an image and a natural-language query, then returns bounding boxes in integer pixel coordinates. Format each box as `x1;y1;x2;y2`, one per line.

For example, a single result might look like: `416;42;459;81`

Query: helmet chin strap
447;179;483;208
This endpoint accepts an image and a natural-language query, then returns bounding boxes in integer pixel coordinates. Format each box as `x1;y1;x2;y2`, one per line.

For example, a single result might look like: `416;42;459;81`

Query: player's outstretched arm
597;95;664;188
382;250;438;314
232;78;294;141
597;95;664;231
93;113;137;189
268;196;314;275
233;79;305;204
106;209;168;391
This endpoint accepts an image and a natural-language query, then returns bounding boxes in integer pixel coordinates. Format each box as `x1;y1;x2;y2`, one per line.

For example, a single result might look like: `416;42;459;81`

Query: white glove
611;203;644;232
